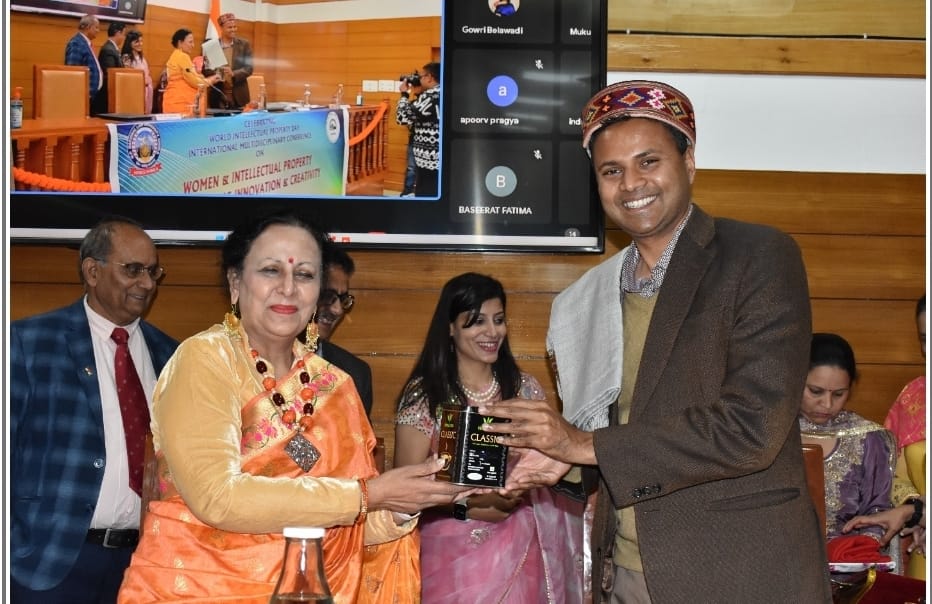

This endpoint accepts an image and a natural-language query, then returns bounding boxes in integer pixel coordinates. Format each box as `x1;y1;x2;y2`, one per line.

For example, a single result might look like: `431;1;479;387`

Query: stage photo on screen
10;0;606;251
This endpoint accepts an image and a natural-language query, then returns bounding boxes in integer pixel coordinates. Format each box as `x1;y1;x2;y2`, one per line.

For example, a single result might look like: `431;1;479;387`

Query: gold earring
304;314;319;353
230;301;240;318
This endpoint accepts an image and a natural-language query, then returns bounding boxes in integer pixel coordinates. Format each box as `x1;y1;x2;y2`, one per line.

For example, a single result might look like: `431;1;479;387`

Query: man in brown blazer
204;12;254;109
479;81;832;602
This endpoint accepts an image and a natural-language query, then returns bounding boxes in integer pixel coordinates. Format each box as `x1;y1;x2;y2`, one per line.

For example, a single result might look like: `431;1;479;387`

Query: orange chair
802;443;827;536
107;67;146;114
33;64;89;118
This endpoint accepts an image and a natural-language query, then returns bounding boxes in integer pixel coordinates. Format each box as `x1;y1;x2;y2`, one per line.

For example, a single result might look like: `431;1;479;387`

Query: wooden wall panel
607;35;925;77
8;3;926;466
608;0;925;38
10;166;925;453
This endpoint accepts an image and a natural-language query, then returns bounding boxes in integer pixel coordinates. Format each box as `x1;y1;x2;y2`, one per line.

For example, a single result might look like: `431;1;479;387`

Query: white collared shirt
82;32;103;90
84;297;159;529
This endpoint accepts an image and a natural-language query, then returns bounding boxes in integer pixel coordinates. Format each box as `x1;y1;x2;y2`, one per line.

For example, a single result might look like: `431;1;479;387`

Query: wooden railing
345;102;389;196
11;117;110;188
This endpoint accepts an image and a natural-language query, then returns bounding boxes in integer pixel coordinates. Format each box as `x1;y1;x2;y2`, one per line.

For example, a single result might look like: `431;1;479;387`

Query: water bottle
258;83;268;111
269;527;333;603
11;86;23;129
303;84;312;107
197;83;207;117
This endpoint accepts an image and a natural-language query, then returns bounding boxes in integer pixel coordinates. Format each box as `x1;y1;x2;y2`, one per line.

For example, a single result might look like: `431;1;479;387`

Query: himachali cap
218;13;237;25
581;80;696;150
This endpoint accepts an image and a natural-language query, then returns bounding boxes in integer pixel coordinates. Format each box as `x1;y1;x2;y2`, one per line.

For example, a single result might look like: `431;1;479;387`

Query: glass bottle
197;83;207;118
303;84;312;107
258;83;268;111
269;527;333;603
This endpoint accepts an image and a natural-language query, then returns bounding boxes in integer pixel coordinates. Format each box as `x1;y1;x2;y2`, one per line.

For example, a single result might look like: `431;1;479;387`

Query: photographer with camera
396;62;441;197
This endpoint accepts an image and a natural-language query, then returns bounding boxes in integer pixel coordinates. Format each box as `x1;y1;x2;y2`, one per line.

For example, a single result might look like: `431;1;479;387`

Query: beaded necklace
251;349;316;432
458;373;500;404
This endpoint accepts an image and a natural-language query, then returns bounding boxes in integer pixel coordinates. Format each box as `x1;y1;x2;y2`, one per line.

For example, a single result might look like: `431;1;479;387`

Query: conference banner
108;109;348;196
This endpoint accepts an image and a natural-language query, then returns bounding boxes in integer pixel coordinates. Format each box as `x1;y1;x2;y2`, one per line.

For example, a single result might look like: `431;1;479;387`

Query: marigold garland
348;100;389;147
12;101;387;193
12;167;111;192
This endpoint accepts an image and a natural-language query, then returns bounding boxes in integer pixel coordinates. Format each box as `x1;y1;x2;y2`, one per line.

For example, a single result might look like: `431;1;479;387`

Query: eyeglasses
319;288;354;310
99;259;165;281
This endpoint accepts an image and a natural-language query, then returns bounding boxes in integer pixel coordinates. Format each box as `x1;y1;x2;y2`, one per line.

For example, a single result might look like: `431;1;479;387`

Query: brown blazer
585;206;831;603
204;37;253;109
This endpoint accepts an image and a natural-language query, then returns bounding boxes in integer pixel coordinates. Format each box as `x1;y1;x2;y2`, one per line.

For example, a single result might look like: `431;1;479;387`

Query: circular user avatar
487;75;518;107
485;166;518;198
489;0;519;17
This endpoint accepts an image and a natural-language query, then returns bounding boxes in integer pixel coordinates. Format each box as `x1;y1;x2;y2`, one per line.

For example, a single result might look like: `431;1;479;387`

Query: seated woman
884;294;925;578
117;210;473;603
799;332;895;543
160;28;221;115
394;272;586;603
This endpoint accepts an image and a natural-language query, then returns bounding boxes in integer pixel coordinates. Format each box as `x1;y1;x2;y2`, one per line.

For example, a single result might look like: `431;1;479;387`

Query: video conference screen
12;0;147;23
10;0;607;251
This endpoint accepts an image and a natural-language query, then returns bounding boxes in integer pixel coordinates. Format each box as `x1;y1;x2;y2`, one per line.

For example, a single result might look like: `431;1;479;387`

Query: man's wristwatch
453;499;468;521
904;497;924;529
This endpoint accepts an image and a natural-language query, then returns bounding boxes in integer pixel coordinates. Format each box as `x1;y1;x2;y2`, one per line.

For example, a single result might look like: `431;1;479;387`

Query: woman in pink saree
118;211;472;603
395;272;586;603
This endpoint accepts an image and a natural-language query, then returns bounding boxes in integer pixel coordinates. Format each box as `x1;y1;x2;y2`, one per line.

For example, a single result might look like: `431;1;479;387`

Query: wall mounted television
10;0;607;252
12;0;148;23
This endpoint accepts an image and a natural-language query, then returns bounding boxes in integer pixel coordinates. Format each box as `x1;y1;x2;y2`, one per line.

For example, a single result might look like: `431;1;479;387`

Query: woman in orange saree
118;211;472;603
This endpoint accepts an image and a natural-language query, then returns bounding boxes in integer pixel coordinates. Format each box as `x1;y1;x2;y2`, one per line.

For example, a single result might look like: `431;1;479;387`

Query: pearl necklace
251;349;315;432
458;373;500;404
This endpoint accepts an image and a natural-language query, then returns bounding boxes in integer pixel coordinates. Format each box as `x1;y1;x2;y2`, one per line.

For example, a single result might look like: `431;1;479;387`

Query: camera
399;71;421;87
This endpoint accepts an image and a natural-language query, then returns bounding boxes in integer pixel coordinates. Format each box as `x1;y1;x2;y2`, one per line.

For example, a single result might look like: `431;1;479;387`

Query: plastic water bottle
11;86;23;129
303;84;312;107
269;527;333;603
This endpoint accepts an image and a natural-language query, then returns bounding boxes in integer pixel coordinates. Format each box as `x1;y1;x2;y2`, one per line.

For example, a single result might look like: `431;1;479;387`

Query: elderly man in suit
204;12;254;109
10;218;178;603
94;21;127;115
479;81;832;602
64;14;102;115
315;241;373;417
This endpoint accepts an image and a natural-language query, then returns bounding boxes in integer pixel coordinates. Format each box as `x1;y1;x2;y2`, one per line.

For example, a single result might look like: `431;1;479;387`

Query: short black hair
221;208;328;282
322;241;355;277
423;62;441;81
108;22;126;37
810;332;858;383
171;28;192;47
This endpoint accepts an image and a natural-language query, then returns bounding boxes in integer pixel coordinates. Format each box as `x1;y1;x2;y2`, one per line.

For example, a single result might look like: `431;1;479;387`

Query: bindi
288;257;294;264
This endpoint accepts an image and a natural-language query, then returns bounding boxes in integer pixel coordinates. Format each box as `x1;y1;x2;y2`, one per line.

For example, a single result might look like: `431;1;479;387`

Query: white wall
608;72;927;174
148;1;927;174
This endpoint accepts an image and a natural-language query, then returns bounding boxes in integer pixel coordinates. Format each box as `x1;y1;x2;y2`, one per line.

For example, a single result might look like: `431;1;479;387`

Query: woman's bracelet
356;478;369;524
904;497;924;529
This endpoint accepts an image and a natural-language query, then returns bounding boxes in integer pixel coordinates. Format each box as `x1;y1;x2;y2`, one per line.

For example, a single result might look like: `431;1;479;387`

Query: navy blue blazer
9;299;177;590
64;32;101;102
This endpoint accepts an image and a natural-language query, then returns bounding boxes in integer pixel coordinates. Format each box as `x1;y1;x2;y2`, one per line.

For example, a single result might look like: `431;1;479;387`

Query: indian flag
205;0;222;41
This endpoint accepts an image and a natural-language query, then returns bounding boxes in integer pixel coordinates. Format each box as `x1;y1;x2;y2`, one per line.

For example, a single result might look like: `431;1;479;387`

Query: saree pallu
420;487;585;603
119;325;419;603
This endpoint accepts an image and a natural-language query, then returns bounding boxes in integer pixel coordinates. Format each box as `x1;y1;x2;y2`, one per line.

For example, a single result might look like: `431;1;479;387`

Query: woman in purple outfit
799;332;895;541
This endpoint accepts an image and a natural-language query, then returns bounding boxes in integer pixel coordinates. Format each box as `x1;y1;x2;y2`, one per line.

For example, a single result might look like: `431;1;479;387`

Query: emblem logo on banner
127;124;163;176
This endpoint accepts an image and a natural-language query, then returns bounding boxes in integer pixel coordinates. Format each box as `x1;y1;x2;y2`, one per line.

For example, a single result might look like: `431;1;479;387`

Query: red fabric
826;534;892;563
111;327;150;496
859;571;926;604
